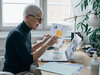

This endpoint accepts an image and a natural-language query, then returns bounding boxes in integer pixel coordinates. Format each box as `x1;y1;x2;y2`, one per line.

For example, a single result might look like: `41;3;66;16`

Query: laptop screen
65;34;82;61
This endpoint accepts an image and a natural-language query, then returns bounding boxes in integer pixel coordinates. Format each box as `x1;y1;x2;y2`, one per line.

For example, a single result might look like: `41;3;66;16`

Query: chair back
0;56;14;75
0;72;14;75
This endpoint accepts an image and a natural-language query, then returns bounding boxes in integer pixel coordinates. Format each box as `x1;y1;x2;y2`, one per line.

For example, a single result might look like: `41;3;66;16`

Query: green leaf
85;15;89;20
84;0;88;9
84;1;87;9
88;28;91;32
86;28;92;35
81;4;83;11
77;22;85;30
82;15;89;22
81;24;84;32
75;0;84;8
89;0;91;2
84;24;88;33
88;28;92;34
96;0;100;3
87;11;92;14
75;3;81;8
92;2;98;10
77;23;81;29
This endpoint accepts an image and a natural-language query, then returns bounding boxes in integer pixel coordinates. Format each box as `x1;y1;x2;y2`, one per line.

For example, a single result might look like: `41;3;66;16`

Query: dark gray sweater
3;21;33;74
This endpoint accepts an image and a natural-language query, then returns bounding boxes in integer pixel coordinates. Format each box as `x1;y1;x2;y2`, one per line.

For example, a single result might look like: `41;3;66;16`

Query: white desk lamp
64;13;98;37
64;16;78;35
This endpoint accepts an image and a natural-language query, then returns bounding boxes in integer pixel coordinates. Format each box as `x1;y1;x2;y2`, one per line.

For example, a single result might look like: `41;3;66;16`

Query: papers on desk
37;62;84;75
39;50;68;61
63;63;84;74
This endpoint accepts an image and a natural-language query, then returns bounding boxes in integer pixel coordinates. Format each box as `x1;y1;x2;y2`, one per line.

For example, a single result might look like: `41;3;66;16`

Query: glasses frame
28;14;43;23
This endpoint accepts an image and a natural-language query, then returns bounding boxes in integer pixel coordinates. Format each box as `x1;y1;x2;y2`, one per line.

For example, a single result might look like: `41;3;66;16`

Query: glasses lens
29;14;43;23
29;14;34;17
38;18;43;23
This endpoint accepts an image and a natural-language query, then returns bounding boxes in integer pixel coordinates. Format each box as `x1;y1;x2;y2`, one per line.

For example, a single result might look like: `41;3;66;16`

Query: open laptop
39;34;82;61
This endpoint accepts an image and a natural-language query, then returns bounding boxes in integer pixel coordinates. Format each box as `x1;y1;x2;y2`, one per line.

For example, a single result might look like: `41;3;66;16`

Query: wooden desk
38;51;100;75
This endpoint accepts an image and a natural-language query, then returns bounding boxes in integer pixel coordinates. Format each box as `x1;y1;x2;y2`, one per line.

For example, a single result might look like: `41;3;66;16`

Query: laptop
39;34;82;61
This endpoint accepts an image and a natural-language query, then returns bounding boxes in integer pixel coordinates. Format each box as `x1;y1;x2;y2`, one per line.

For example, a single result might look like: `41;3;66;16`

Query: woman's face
27;13;43;30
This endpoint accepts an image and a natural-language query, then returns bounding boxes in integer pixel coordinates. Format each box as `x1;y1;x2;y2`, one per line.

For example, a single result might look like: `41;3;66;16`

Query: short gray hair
23;4;43;19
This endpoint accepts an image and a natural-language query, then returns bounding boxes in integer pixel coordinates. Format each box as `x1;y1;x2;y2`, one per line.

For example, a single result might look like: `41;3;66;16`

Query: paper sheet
50;23;67;48
37;62;82;75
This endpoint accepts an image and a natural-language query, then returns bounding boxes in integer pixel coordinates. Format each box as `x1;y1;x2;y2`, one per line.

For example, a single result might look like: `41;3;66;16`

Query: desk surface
39;51;100;75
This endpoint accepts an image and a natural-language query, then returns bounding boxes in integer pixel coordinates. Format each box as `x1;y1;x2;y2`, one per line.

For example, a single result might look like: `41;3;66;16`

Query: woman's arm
31;41;44;52
31;36;58;61
31;34;51;52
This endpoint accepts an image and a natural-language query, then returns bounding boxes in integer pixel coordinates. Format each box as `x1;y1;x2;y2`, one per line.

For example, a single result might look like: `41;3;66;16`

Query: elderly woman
3;4;58;75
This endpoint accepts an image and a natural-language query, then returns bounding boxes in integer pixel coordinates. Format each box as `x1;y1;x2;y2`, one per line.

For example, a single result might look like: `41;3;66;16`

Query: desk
38;51;100;75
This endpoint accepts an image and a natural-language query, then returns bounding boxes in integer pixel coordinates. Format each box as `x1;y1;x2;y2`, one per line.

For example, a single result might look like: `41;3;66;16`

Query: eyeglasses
28;14;43;23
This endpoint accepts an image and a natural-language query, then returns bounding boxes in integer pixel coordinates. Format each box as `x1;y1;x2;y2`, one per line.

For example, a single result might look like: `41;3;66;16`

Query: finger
47;35;51;37
56;40;58;43
53;36;58;40
43;35;46;38
53;37;58;43
53;36;58;39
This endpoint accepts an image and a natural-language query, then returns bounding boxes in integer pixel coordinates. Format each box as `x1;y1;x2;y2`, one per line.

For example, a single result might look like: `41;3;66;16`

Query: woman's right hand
46;36;58;47
42;34;51;44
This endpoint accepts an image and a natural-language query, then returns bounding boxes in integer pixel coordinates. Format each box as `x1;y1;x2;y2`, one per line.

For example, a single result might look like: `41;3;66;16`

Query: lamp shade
87;14;100;27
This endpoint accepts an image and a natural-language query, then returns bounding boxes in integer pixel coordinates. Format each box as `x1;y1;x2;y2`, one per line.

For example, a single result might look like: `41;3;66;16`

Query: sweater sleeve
11;31;33;65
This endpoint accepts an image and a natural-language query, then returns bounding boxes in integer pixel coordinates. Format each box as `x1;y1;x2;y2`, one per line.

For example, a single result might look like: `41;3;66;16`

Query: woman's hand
46;36;58;47
42;34;51;44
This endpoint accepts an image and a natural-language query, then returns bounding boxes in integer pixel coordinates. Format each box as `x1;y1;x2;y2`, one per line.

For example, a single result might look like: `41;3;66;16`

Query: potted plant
76;0;100;51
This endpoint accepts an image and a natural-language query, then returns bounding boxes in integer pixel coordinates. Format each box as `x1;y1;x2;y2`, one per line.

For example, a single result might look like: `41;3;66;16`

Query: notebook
39;34;82;61
37;62;83;75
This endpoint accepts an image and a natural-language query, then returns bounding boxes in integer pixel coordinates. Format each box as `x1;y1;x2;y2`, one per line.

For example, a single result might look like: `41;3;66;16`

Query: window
45;0;74;38
2;0;38;27
47;0;71;26
0;0;74;38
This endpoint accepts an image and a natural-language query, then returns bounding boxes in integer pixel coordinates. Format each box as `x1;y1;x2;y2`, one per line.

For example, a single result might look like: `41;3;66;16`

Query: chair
0;72;14;75
0;56;14;75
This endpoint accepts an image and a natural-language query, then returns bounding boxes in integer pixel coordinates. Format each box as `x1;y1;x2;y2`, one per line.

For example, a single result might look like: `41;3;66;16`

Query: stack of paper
37;62;83;75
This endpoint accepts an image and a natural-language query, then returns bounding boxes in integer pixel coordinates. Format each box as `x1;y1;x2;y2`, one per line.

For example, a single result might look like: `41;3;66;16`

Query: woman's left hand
42;34;51;44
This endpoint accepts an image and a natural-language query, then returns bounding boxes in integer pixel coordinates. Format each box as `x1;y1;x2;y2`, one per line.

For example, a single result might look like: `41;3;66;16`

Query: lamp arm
64;13;95;21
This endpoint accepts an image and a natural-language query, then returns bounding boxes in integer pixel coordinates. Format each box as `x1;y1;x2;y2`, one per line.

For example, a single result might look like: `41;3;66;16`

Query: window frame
39;0;50;30
0;0;2;30
0;0;50;31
